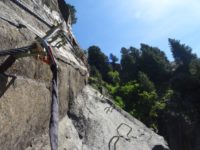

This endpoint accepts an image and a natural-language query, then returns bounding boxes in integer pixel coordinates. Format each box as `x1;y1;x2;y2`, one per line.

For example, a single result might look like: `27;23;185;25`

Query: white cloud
102;0;200;58
109;0;200;39
124;0;175;21
108;0;200;23
69;0;200;58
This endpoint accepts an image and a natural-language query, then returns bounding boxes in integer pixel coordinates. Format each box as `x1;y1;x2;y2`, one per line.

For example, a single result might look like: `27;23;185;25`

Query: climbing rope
49;64;59;150
0;40;59;150
41;40;59;150
37;40;59;150
0;1;87;149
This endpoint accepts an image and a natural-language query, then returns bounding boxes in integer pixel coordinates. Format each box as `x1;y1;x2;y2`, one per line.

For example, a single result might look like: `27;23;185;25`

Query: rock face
0;0;169;150
25;86;169;150
67;86;169;150
0;0;88;150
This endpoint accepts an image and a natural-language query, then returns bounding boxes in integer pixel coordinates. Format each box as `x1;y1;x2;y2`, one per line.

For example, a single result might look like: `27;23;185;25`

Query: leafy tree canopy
169;38;196;69
88;46;111;82
57;0;77;25
140;44;171;84
67;3;77;25
87;39;200;131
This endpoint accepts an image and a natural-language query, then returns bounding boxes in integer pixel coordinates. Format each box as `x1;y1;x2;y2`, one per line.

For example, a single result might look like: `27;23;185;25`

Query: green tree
110;53;118;64
87;39;200;136
140;44;171;85
57;0;77;24
117;80;165;129
119;81;140;111
90;66;102;80
169;38;196;72
189;58;200;79
107;71;120;85
115;96;125;109
110;53;121;72
88;46;111;82
66;3;77;25
88;66;103;90
138;71;155;92
120;47;140;82
169;39;200;104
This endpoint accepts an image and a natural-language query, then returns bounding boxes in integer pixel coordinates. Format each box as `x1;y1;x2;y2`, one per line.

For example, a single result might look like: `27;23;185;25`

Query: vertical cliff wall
0;1;88;149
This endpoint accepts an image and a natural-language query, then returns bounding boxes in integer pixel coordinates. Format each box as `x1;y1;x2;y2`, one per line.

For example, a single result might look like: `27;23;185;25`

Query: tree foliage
169;38;196;72
107;71;120;85
88;46;111;82
189;58;200;78
87;39;200;131
57;0;77;25
138;71;155;92
110;53;121;72
140;44;171;85
120;47;140;82
66;3;77;25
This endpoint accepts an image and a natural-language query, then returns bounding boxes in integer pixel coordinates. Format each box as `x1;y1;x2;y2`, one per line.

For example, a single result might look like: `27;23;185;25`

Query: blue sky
67;0;200;60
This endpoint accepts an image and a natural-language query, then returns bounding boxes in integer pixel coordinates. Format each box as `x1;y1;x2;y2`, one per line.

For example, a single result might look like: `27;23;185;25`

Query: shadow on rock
152;145;170;150
0;74;16;98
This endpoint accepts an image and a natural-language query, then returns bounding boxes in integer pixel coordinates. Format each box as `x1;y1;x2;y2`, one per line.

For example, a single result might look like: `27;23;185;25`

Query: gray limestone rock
26;86;170;150
67;86;170;150
0;0;88;149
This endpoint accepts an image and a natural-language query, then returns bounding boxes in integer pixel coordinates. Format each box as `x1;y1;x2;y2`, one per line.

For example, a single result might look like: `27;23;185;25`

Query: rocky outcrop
67;86;169;150
0;0;88;149
25;86;169;150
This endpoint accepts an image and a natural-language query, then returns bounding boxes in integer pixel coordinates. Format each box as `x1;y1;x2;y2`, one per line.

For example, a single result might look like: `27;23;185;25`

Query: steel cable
0;44;36;57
